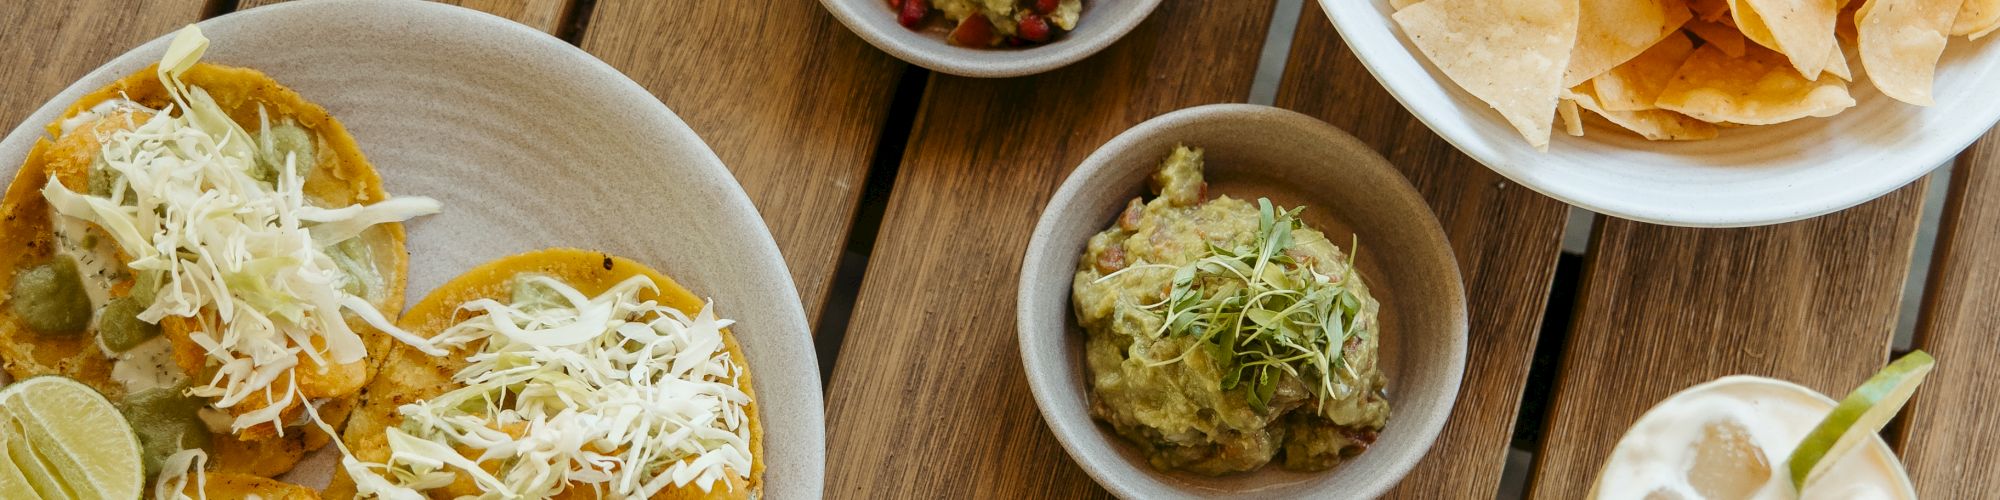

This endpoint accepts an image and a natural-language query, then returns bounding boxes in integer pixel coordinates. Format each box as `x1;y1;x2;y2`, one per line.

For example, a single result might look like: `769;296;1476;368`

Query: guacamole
1071;145;1390;475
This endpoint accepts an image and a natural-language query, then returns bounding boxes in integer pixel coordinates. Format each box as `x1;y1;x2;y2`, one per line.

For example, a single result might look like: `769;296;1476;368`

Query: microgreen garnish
1137;198;1367;414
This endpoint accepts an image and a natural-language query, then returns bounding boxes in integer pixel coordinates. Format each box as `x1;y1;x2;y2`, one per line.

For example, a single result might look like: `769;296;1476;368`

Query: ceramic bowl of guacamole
1017;104;1466;498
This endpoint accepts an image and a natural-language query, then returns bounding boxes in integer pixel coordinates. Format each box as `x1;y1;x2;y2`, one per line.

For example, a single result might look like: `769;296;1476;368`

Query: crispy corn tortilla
1569;82;1721;140
1565;0;1692;87
186;472;320;499
1394;0;1580;151
1956;0;2000;37
1825;42;1855;80
1693;0;1733;21
1744;0;1844;79
0;62;409;476
324;248;765;500
1687;18;1753;57
1657;44;1856;124
1559;99;1586;136
1858;0;1966;105
1592;31;1698;111
1732;0;1787;51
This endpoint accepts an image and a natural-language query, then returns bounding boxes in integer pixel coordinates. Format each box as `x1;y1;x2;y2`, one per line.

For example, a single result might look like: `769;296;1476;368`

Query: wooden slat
0;1;211;128
581;0;905;324
1530;183;1929;496
1272;5;1569;498
1899;130;2000;497
823;2;1279;496
235;0;574;34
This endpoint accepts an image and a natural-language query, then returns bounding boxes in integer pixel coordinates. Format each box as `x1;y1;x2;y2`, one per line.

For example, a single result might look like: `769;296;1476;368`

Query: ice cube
1688;418;1772;498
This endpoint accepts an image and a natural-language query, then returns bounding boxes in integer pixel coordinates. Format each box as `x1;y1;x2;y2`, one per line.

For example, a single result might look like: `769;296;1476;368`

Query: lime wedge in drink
0;376;144;499
1786;350;1936;491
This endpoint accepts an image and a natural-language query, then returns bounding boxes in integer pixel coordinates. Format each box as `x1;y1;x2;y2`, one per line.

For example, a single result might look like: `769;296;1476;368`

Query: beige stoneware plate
0;0;824;495
1018;104;1467;498
820;0;1163;78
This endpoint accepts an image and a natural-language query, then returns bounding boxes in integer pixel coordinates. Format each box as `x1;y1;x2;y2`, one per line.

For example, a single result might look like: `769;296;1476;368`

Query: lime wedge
0;447;35;499
0;376;143;499
3;402;79;499
1786;350;1936;490
0;415;57;499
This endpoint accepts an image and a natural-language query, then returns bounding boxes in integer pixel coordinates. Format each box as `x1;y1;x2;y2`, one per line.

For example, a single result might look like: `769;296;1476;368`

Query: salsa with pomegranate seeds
889;0;1082;47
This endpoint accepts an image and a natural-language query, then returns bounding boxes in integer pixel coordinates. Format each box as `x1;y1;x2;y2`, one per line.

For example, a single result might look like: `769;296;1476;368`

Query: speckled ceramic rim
0;0;824;495
1018;104;1468;498
819;0;1163;78
1317;0;2000;228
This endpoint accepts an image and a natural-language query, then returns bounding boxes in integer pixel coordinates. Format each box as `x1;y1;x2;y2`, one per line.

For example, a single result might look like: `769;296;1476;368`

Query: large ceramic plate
1320;0;2000;227
0;0;824;495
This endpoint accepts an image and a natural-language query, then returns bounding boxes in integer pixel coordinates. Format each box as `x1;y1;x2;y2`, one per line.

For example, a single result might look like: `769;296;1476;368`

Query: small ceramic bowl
1317;0;2000;227
819;0;1162;78
1017;104;1467;498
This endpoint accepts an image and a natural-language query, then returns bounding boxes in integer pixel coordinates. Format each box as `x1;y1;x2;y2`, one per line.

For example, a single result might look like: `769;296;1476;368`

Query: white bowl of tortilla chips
1319;0;2000;227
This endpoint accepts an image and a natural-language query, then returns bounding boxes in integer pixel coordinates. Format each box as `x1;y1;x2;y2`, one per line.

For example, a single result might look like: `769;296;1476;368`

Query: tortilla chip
1956;0;2000;37
1840;1;1863;39
1745;0;1843;78
1559;99;1586;136
1394;0;1580;150
1692;0;1733;20
1593;31;1699;110
1393;0;1424;10
1824;42;1853;80
1857;0;1965;105
1688;19;1752;56
1731;0;1787;51
1657;44;1857;124
1570;83;1721;140
1566;0;1694;86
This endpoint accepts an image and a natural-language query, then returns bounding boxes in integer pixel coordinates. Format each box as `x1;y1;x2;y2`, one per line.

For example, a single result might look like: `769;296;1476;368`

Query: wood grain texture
823;2;1278;497
581;0;905;324
1272;5;1569;499
0;1;210;129
1899;130;2000;498
234;0;575;34
1530;183;1929;496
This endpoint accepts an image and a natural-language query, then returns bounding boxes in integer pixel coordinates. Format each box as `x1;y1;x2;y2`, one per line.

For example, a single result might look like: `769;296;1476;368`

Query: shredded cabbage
153;448;208;500
39;25;440;438
344;274;754;498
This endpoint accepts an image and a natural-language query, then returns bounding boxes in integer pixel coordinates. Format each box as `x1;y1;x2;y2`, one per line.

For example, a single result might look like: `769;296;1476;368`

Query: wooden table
6;1;1996;497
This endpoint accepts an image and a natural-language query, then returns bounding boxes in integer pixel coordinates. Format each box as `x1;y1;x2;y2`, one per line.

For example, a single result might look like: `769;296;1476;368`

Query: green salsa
119;385;210;478
10;258;93;336
97;296;162;353
327;237;379;299
254;120;316;183
1071;146;1389;475
512;274;568;312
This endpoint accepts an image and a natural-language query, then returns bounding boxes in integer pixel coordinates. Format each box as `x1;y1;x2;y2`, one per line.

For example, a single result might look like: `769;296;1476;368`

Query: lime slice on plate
0;415;58;499
1786;350;1935;490
0;449;35;499
0;376;144;499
